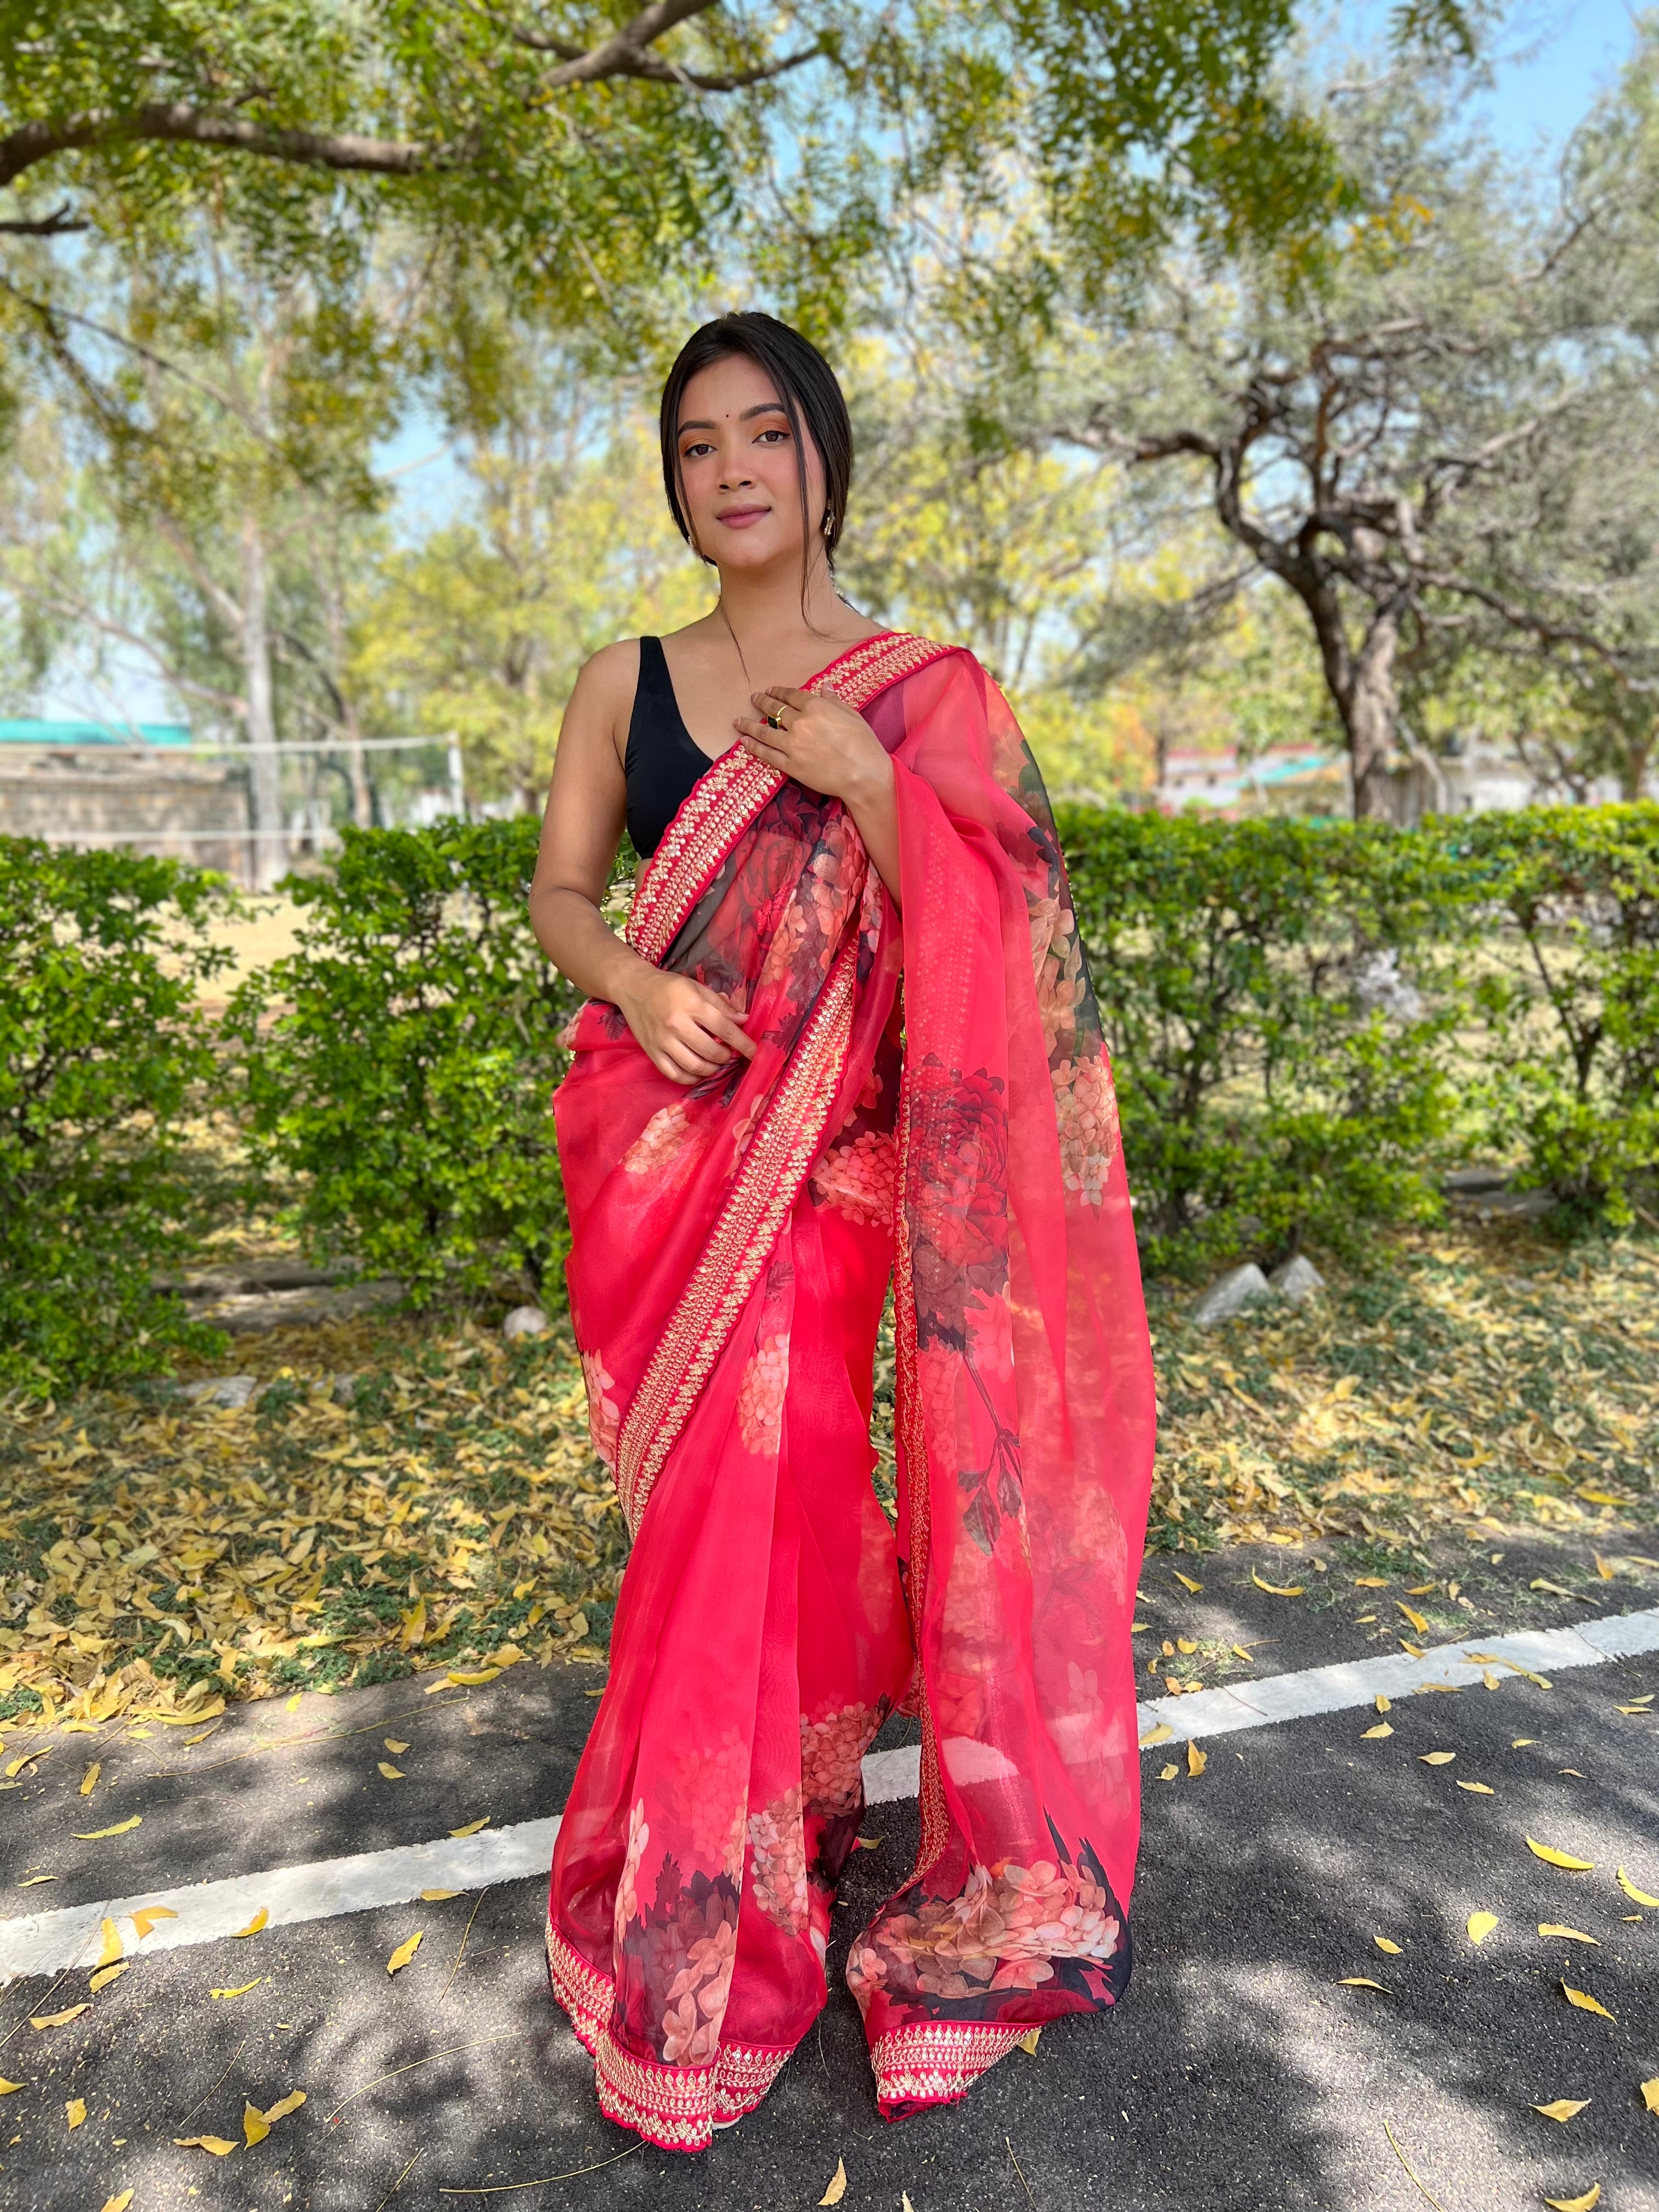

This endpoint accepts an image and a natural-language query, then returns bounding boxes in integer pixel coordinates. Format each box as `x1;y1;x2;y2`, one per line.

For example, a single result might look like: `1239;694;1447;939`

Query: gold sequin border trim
616;928;860;1536
545;1914;789;2151
871;2019;1026;2111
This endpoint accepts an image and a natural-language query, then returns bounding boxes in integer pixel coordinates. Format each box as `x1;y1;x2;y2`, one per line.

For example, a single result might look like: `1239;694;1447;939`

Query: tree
350;336;706;811
1049;63;1659;816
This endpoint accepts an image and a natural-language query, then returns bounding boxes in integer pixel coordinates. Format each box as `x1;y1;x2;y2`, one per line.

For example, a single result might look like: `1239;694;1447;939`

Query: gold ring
765;711;786;731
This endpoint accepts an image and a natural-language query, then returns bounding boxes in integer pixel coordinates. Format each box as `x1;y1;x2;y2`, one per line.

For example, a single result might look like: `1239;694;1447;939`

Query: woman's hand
616;967;757;1086
734;684;892;808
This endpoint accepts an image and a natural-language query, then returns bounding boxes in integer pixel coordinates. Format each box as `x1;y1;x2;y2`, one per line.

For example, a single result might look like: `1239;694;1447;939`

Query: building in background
0;719;253;877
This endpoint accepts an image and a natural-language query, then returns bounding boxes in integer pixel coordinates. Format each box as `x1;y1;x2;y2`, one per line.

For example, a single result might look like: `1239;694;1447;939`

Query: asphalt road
4;1540;1656;2212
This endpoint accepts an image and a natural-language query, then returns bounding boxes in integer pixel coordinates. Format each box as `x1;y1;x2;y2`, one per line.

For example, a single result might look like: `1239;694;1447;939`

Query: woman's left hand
734;684;892;807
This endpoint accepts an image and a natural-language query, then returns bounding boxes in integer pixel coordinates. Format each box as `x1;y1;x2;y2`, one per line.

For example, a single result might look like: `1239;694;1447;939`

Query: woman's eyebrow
676;400;790;435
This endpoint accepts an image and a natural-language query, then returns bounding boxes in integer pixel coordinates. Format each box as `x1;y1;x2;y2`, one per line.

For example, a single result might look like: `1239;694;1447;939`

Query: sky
43;1;1647;728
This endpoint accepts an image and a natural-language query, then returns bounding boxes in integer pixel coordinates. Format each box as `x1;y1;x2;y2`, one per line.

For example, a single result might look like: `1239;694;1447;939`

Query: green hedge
3;805;1654;1391
0;841;236;1394
223;818;580;1306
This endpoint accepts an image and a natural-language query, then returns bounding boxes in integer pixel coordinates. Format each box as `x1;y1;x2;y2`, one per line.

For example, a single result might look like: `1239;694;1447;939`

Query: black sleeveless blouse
625;636;729;857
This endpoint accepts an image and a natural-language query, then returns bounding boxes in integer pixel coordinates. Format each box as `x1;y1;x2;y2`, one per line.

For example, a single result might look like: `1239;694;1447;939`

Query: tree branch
0;201;87;235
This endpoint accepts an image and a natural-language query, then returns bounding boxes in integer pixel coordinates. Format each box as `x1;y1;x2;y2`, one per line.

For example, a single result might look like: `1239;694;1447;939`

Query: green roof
0;718;193;746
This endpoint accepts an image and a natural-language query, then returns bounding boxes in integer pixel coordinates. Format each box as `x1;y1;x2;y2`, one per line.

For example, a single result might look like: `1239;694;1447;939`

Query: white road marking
3;1605;1652;1985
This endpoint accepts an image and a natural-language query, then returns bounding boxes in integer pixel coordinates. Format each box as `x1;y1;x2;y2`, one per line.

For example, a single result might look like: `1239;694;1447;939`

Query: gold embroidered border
545;1915;611;2055
871;2019;1026;2111
616;929;860;1536
547;1916;792;2149
625;632;957;969
627;747;782;968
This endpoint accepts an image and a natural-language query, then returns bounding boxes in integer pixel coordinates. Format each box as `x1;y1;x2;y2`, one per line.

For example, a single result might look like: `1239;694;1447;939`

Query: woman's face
674;351;826;574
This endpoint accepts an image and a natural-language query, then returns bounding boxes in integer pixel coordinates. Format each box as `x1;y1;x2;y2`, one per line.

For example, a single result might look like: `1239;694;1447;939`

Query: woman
529;312;1155;2153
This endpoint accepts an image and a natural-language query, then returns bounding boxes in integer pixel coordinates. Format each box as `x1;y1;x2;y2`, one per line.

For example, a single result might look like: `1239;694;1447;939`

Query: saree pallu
548;632;1155;2151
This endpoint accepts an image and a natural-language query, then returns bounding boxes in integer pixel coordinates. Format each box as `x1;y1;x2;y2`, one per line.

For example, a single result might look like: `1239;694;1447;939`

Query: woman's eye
754;428;788;444
681;440;715;460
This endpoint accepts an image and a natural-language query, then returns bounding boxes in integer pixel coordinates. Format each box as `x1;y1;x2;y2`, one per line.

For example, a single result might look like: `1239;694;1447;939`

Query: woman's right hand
617;968;757;1086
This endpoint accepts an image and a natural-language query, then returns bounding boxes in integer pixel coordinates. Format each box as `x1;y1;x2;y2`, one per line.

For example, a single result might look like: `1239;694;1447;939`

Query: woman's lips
716;506;770;528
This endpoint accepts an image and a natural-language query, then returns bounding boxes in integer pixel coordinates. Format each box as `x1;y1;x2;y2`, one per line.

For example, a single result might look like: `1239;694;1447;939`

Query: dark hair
659;312;853;572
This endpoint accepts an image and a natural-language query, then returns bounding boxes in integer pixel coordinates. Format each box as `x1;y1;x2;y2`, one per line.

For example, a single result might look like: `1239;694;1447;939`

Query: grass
0;1219;1653;1731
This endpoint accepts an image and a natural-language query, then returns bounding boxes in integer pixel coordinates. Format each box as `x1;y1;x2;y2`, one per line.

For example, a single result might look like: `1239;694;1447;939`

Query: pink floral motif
736;1334;789;1456
614;1797;651;1938
1032;903;1086;1057
1051;1051;1120;1205
799;1702;881;1815
622;1102;691;1178
661;1915;736;2063
581;1348;622;1469
853;1858;1122;2005
810;1129;896;1226
746;1788;809;1934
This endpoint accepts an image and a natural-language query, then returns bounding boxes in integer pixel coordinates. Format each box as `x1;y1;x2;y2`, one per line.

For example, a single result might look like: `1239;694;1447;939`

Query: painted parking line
3;1606;1653;1985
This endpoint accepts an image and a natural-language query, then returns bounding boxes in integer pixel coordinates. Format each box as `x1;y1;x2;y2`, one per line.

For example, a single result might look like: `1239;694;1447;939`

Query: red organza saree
548;633;1155;2151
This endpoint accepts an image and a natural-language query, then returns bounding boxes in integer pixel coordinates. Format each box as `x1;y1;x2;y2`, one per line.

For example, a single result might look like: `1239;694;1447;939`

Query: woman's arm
733;684;903;907
529;645;756;1087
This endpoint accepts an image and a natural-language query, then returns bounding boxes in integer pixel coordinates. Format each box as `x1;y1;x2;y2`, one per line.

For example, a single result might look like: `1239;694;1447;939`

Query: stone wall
0;747;253;878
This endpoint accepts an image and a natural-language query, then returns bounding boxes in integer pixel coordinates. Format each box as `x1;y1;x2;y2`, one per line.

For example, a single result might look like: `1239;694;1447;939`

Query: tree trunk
241;515;285;890
1345;604;1403;821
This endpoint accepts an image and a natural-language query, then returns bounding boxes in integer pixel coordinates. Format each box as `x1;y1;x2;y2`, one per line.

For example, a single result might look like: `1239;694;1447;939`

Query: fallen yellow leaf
1458;1781;1495;1795
1514;1738;1538;1747
819;2159;848;2207
378;1763;405;1780
1353;1576;1389;1588
72;1816;141;1840
79;1763;100;1798
1533;2099;1590;2123
384;1739;410;1754
1159;1762;1178;1780
1176;1637;1198;1655
95;1918;123;1968
449;1818;489;1838
1361;1723;1393;1740
30;2006;89;2029
387;1931;424;1975
1172;1572;1202;1593
1017;2026;1041;2055
1400;1641;1424;1658
66;2097;86;2128
1467;1911;1498;1944
1252;1572;1304;1596
173;2134;238;2155
1530;1838;1594;1872
1540;1925;1599;1945
1561;1983;1616;2022
18;1875;57;1887
1187;1741;1206;1777
1337;1978;1390;1991
445;1668;500;1687
1640;2077;1659;2114
1375;1694;1391;1713
421;1888;462;1901
100;2193;134;2212
243;2099;270;2146
1542;2185;1600;2212
131;1906;177;1939
1615;1867;1659;1908
1406;1582;1437;1596
1138;1724;1173;1747
233;1908;268;1939
1373;1937;1402;1955
1397;1602;1429;1633
89;1963;128;1993
0;2080;23;2094
262;2089;307;2124
210;1980;263;2000
1231;1645;1255;1662
1420;1751;1456;1766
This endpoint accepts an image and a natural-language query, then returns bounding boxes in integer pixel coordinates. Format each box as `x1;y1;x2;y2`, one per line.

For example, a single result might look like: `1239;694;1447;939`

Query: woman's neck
712;549;871;649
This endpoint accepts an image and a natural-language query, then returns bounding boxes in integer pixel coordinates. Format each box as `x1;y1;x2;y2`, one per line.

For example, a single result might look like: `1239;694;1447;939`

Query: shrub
225;818;580;1305
1056;810;1471;1274
0;839;235;1393
1454;804;1659;1226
